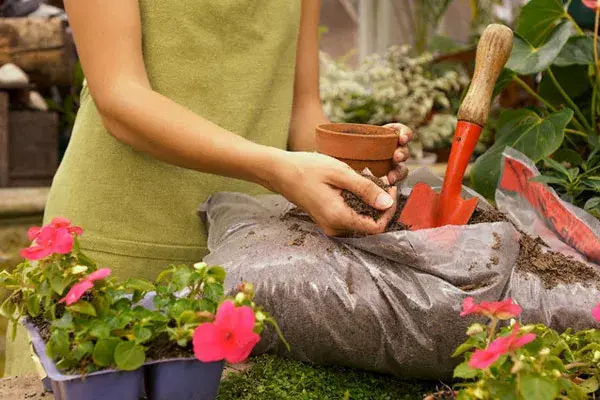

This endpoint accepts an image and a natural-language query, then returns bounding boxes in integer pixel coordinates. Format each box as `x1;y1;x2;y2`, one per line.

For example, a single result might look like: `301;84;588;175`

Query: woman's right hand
269;152;398;236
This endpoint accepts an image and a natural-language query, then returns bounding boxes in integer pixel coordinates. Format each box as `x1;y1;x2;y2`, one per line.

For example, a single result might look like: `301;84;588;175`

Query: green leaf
583;178;600;191
516;0;567;46
519;374;558;400
178;310;200;325
554;35;597;67
453;361;479;379
544;156;571;177
50;275;72;296
172;265;192;289
507;21;573;75
567;167;580;181
51;312;74;329
560;379;588;400
451;338;478;358
585;197;600;211
0;297;16;319
67;301;97;317
123;278;155;293
48;329;70;359
471;108;572;199
73;341;94;361
207;266;227;283
530;175;568;186
92;293;110;317
26;295;41;317
89;321;111;339
168;299;193;319
204;282;225;303
197;298;217;313
133;325;152;344
579;376;599;393
92;338;121;367
552;149;583;166
114;342;145;371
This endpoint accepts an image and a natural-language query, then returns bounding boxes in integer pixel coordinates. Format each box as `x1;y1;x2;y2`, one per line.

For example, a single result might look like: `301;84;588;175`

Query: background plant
470;0;600;221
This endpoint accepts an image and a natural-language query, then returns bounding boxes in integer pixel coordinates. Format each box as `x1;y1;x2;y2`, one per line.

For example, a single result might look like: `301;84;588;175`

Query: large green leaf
471;108;573;199
507;21;573;75
538;65;591;108
516;0;566;46
92;338;121;367
114;342;145;371
67;301;97;317
452;361;479;379
519;374;558;400
554;35;597;67
493;69;516;100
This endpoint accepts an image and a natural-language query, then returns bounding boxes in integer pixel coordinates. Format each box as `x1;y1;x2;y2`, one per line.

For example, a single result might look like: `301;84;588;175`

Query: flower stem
565;128;588;138
547;68;593;133
487;318;498;345
564;11;585;36
513;76;557;112
565;361;588;371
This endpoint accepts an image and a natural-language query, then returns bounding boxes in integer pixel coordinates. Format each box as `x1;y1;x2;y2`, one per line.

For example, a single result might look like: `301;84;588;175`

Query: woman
4;0;412;375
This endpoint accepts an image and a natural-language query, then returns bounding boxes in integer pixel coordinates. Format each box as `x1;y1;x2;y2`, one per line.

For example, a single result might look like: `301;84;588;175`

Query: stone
28;91;48;111
0;64;29;85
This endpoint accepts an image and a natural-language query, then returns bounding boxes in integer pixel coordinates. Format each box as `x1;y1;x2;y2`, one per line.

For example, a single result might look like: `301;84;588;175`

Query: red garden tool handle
440;24;513;203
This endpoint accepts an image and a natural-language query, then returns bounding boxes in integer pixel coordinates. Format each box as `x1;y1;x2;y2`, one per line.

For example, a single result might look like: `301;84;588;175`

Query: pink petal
52;228;74;254
86;268;111;282
460;297;479;317
70;226;83;236
60;280;94;306
487;336;511;356
224;331;260;364
27;227;42;241
233;306;256;334
193;323;227;362
20;245;53;261
469;349;500;369
35;226;57;246
513;333;536;350
215;300;237;332
50;217;72;228
592;304;600;322
583;0;600;10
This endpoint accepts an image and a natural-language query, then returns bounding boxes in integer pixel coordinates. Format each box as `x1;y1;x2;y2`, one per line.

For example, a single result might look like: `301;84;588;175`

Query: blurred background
1;0;599;376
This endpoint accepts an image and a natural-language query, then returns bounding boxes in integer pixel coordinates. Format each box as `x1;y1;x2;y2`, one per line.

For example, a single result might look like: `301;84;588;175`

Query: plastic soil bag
198;149;600;379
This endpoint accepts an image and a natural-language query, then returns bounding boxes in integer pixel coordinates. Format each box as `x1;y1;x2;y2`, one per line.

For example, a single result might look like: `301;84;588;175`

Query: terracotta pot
316;123;398;177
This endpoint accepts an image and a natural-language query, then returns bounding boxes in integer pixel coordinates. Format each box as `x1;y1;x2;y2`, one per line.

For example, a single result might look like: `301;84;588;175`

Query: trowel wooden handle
457;24;513;126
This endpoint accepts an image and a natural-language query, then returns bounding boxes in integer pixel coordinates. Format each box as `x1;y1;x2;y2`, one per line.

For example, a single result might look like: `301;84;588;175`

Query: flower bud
466;323;485;336
552;369;561;378
196;311;214;321
237;282;255;297
255;311;266;322
206;277;216;284
539;348;550;356
71;265;88;274
520;325;535;333
594;351;600;362
235;292;246;304
193;262;207;271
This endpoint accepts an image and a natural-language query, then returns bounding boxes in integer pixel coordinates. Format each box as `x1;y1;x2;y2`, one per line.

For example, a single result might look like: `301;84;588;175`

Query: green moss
217;355;439;400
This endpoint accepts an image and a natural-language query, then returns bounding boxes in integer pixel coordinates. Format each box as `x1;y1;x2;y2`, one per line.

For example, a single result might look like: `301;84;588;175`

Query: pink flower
593;304;600;322
21;218;83;261
583;0;600;10
193;300;260;364
59;268;111;306
460;297;522;320
469;323;536;370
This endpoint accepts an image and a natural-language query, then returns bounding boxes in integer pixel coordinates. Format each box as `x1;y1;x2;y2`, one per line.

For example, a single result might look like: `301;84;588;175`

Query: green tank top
43;0;301;281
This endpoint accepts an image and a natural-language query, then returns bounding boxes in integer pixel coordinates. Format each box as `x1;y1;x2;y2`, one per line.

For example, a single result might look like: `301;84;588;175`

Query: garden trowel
399;24;514;230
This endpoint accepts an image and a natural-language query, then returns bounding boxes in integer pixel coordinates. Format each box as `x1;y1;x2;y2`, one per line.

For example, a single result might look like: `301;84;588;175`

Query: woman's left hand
382;123;413;185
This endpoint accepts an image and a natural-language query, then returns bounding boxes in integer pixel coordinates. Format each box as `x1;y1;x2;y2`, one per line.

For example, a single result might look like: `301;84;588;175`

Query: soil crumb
491;232;502;250
468;206;509;224
516;234;600;289
341;174;390;222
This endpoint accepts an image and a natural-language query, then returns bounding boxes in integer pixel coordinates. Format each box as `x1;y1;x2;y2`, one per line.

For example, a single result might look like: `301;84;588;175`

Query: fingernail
400;134;409;142
375;193;394;209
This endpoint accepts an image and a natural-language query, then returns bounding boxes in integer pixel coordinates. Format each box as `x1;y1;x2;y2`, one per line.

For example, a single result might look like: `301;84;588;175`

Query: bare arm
65;0;280;189
288;0;329;152
64;0;398;236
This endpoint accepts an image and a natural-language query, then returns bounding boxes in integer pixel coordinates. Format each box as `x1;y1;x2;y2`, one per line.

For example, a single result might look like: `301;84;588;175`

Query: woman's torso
43;0;301;280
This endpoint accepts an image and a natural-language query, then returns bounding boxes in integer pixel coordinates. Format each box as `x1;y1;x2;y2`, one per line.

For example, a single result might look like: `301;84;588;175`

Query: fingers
387;165;409;185
330;169;394;211
383;123;413;144
393;146;410;164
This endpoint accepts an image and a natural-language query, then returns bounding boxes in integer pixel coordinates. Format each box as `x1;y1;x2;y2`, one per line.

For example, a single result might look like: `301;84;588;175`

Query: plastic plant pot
144;358;224;400
24;321;146;400
316;123;398;177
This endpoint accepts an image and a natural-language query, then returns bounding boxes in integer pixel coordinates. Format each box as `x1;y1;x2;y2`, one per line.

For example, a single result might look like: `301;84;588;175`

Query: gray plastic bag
198;148;600;378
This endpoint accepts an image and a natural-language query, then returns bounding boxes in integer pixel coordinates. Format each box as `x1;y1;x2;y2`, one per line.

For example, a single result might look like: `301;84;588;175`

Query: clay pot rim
316;123;398;140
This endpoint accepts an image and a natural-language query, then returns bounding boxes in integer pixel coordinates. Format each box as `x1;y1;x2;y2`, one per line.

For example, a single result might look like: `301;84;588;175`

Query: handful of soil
340;173;407;232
